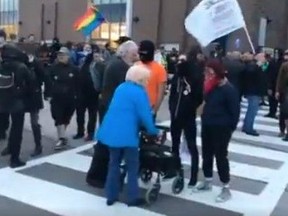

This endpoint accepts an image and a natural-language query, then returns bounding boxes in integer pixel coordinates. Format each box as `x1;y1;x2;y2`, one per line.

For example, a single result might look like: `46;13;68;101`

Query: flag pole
243;25;255;54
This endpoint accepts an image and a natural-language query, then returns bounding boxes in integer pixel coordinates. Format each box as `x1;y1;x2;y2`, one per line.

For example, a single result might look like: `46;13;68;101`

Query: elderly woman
97;65;158;207
197;59;240;203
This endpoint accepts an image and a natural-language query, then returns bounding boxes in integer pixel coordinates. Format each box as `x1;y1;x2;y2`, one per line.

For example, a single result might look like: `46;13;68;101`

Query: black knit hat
139;40;155;54
139;40;155;62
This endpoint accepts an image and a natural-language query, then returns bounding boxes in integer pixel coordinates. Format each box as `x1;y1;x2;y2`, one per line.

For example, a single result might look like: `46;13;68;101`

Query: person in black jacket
73;51;105;141
266;52;283;119
196;59;240;203
169;53;203;188
46;47;80;150
100;40;138;119
1;52;48;157
0;44;34;168
223;51;245;101
0;30;9;142
25;53;49;156
242;53;267;136
0;113;9;141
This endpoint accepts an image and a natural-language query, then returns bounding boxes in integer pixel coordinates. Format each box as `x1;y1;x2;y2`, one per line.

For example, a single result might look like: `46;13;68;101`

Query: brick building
0;0;288;52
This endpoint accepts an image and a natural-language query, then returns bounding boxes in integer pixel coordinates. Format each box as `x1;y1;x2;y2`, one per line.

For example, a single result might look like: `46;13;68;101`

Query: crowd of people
0;27;288;206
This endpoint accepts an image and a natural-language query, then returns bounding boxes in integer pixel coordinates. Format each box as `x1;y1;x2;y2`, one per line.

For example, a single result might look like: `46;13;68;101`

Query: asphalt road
0;98;287;216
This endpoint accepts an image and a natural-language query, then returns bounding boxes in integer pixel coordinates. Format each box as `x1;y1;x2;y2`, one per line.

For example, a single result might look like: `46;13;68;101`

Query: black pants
268;95;278;116
51;99;75;126
7;112;25;162
279;95;287;133
30;111;42;147
0;113;10;138
76;102;98;136
201;125;232;184
279;111;286;133
171;116;198;185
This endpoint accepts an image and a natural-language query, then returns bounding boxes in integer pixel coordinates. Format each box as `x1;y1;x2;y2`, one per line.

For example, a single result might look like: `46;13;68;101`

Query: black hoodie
169;61;203;120
0;45;33;113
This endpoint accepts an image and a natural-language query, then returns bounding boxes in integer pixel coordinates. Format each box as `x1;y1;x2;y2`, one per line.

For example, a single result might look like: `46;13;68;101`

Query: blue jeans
105;147;139;203
243;96;261;132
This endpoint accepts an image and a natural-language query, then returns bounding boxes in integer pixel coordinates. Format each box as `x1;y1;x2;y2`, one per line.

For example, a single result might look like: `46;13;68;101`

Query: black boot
10;159;26;168
73;133;84;140
31;125;43;157
282;135;288;142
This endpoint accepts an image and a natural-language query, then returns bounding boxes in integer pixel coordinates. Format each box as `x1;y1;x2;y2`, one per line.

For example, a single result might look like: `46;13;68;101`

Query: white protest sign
185;0;245;47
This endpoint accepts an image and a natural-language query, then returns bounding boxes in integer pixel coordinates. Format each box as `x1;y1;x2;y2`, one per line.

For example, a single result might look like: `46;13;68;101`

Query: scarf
204;77;220;94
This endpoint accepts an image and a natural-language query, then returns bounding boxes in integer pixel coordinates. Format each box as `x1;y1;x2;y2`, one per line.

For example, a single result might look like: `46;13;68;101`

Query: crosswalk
0;101;288;216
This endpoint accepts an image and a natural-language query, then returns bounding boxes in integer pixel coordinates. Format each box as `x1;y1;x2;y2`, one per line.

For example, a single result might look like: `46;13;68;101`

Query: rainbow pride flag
74;7;105;36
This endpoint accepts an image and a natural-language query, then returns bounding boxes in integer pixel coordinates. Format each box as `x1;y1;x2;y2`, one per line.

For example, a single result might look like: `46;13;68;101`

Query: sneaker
188;184;198;193
195;181;212;192
54;138;68;151
187;180;197;190
216;187;232;203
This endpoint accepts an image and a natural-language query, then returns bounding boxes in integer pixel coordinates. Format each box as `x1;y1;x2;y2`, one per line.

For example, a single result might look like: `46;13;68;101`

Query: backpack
0;65;16;106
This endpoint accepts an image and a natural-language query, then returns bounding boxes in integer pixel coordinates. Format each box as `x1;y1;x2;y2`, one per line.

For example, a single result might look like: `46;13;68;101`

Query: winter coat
97;81;158;147
169;61;203;120
24;58;48;112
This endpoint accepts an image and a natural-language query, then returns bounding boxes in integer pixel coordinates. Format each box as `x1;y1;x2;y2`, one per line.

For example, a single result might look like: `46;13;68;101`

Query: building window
0;0;19;38
91;0;126;41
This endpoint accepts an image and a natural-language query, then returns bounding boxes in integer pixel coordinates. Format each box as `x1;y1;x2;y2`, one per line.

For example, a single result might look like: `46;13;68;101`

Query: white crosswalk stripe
0;101;288;216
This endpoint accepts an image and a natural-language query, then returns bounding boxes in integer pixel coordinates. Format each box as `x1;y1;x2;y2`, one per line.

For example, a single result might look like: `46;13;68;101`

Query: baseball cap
57;47;70;55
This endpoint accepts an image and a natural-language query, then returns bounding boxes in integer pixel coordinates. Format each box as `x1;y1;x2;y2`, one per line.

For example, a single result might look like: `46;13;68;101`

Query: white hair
116;40;138;57
125;65;150;85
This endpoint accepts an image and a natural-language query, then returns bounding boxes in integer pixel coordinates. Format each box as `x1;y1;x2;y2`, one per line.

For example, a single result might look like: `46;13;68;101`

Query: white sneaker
216;187;232;203
195;181;212;192
54;138;67;151
189;185;199;193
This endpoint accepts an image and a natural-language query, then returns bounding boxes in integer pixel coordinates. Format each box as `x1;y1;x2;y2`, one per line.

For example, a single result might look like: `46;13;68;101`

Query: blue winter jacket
96;81;158;148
